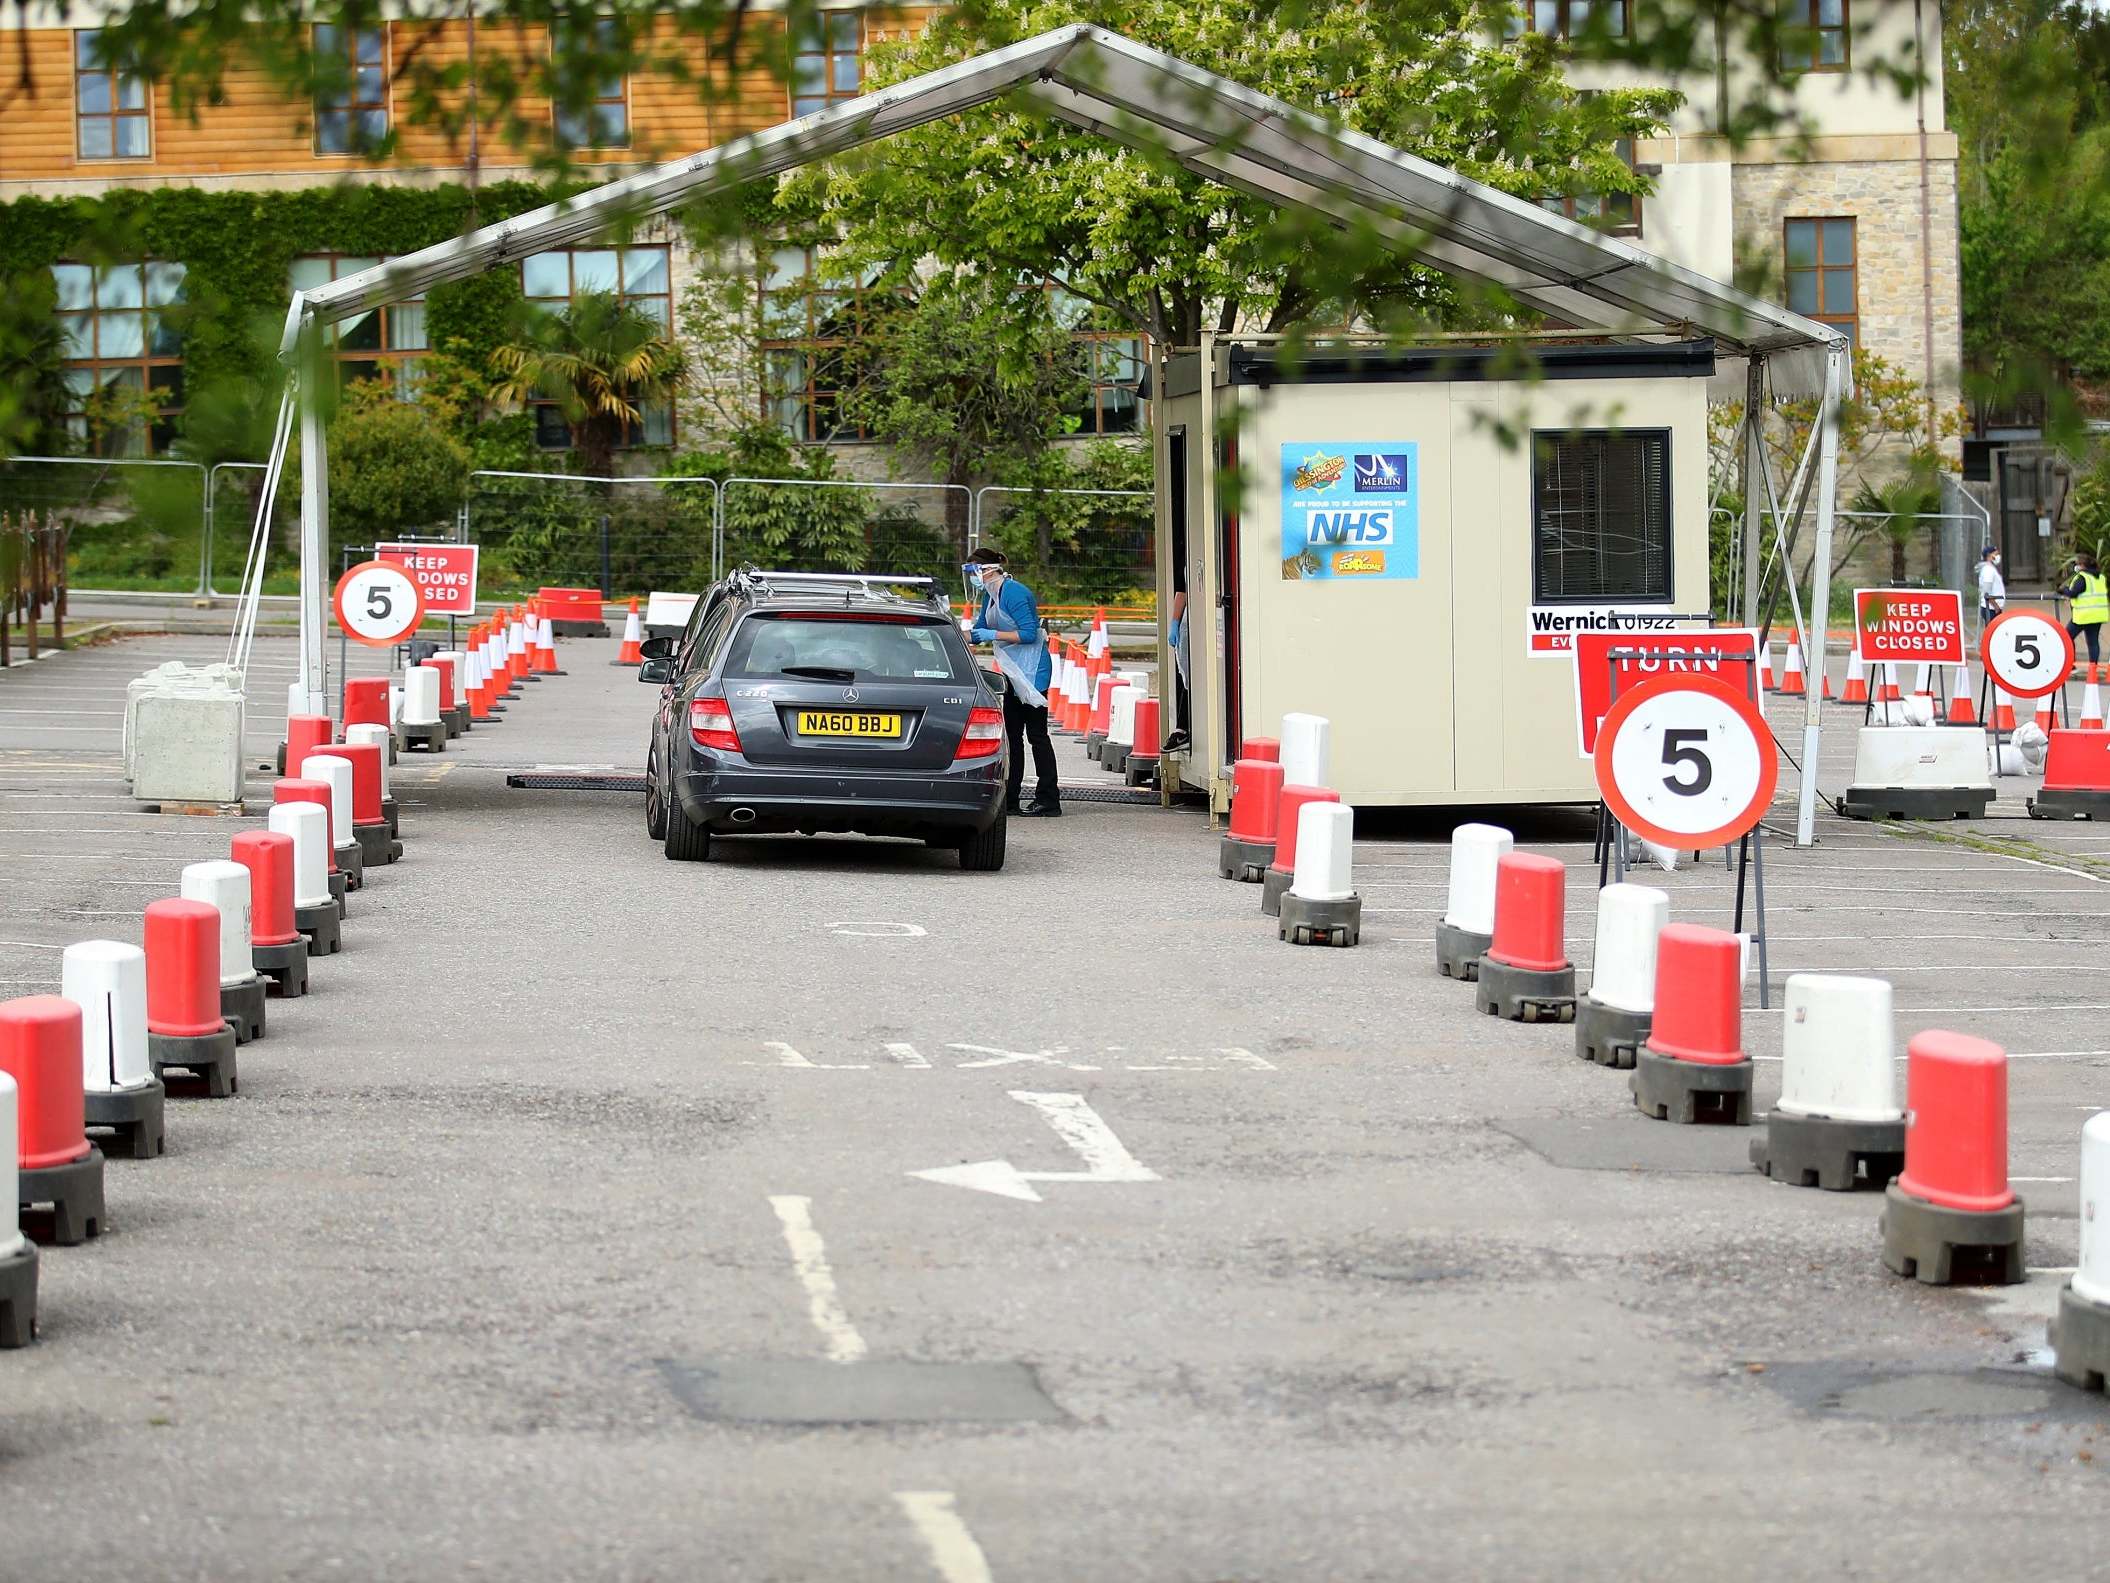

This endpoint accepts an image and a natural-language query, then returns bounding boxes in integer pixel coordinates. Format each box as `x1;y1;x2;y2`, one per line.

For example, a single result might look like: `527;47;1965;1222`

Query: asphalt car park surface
2;628;2110;1579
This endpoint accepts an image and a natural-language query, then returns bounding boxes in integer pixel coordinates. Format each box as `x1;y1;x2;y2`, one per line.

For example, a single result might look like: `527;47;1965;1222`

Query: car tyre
663;774;711;862
958;811;1007;872
644;745;668;841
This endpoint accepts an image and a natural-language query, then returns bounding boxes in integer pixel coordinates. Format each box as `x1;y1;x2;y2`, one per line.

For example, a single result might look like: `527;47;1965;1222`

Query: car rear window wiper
780;665;857;682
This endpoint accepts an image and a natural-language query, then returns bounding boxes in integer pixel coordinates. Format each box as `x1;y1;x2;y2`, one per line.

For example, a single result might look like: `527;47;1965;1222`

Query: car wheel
662;773;711;862
644;745;668;841
958;811;1007;872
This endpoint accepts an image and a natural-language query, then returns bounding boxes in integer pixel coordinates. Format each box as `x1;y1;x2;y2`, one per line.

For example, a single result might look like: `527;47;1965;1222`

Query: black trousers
2071;621;2103;664
1004;690;1059;808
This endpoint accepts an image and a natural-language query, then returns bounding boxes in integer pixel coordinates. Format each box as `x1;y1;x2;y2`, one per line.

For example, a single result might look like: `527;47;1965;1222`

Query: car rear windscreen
726;614;973;683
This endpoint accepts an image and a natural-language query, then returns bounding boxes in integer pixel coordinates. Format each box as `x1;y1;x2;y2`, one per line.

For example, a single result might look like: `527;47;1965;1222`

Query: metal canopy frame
243;21;1848;844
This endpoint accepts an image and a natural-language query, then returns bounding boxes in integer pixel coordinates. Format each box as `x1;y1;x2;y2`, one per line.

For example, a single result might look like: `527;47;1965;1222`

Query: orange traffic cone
1993;684;2019;733
2086;665;2105;730
1947;663;1976;724
1841;650;1869;703
1779;642;1806;695
1087;607;1109;662
534;610;562;674
1757;644;1774;693
1877;663;1902;703
2040;693;2060;733
615;598;643;666
509;606;531;681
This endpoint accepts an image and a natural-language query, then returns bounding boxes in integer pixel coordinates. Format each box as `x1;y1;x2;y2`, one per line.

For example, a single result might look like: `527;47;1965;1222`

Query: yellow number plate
797;710;903;739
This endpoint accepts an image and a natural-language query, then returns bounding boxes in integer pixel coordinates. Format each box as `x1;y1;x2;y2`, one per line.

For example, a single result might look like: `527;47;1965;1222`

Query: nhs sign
1280;440;1420;582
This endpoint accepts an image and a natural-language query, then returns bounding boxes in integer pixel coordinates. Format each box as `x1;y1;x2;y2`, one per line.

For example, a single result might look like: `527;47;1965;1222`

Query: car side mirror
638;635;674;660
639;658;673;684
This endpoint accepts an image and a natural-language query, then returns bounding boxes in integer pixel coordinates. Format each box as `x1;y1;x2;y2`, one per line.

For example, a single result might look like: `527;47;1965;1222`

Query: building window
75;31;150;160
1539;136;1641;236
760;245;874;441
52;261;187;457
791;11;862;117
1780;0;1847;71
289;256;427;399
1074;337;1144;435
1508;0;1627;36
315;24;388;154
552;15;630;149
520;244;674;447
1784;217;1856;344
1531;429;1672;603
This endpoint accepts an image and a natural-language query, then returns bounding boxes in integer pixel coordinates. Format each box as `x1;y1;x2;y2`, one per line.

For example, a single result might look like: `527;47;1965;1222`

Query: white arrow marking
910;1091;1160;1202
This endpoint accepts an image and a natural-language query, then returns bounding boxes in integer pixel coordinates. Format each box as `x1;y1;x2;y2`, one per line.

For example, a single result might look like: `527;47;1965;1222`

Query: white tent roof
288;22;1842;391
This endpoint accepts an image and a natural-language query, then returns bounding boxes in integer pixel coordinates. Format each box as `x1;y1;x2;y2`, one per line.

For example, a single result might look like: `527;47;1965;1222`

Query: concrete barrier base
294;900;342;956
1880;1183;2026;1285
1475;957;1575;1022
1126;756;1159;789
1837;784;1995;821
382;796;399;838
1085;732;1105;759
1574;996;1650;1068
19;1147;105;1245
328;871;349;914
401;720;445;753
1218;835;1273;882
354;820;401;868
1106;744;1132;775
335;839;365;890
150;1023;239;1099
1279;891;1360;947
220;975;267;1044
0;1238;35;1347
1434;921;1491;982
85;1077;166;1161
445;704;469;737
1750;1109;1904;1190
1259;866;1293;918
2052;1284;2110;1391
1631;1048;1751;1124
255;936;310;996
2030;788;2110;821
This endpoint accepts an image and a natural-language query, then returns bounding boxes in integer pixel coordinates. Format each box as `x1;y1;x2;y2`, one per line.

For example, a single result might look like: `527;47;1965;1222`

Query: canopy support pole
1794;342;1848;848
1741;360;1764;626
297;323;330;717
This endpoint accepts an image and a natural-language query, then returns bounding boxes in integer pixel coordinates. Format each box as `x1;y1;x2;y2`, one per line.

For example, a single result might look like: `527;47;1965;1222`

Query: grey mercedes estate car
639;570;1009;869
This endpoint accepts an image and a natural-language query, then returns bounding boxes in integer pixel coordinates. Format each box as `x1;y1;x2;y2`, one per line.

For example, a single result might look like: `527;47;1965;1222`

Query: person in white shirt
1978;545;2006;630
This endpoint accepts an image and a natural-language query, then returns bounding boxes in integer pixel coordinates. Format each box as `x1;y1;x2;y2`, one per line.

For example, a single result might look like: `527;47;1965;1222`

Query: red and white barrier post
337;740;399;867
398;664;446;754
1278;801;1361;946
2052;1112;2110;1391
62;941;165;1160
344;723;398;839
1474;852;1575;1021
181;860;267;1044
1575;881;1666;1068
1435;823;1512;980
0;995;105;1244
304;752;364;890
0;1073;35;1344
1630;923;1750;1123
231;830;310;995
145;898;239;1099
1880;1031;2025;1284
1260;783;1340;919
267;800;342;955
1750;974;1904;1189
1126;697;1162;789
1218;755;1284;882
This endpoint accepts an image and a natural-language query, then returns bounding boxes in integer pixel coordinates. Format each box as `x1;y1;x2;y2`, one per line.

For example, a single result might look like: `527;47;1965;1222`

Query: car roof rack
730;567;951;610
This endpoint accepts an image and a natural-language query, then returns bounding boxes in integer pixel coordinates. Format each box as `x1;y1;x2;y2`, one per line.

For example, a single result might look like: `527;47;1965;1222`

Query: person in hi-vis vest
965;547;1061;817
2063;549;2109;666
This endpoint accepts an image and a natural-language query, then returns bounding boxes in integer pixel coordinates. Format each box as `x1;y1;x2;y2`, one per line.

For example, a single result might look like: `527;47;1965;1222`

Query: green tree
326;379;472;543
785;0;1681;350
0;272;74;459
488;291;686;478
837;272;1092;554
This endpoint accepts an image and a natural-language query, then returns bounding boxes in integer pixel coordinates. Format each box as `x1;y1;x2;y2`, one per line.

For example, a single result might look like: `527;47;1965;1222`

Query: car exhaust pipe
730;807;757;825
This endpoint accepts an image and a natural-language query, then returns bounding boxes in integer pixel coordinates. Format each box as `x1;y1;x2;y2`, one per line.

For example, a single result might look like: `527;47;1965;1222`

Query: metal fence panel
972;485;1155;622
463;470;722;596
0;455;208;596
719;478;971;592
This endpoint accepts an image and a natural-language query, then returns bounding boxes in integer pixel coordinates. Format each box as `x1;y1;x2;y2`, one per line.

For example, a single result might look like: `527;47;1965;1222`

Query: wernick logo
1354;453;1409;492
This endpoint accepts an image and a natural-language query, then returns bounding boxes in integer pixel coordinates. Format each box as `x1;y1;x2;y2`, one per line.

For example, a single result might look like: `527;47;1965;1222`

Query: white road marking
894;1492;995;1583
767;1195;868;1365
885;1042;933;1068
948;1042;1098;1072
752;1040;868;1070
911;1091;1160;1202
827;920;928;938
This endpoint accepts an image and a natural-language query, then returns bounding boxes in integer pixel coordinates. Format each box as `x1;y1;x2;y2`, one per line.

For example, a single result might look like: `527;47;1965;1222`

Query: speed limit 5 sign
1594;672;1779;850
1981;608;2074;699
332;560;426;648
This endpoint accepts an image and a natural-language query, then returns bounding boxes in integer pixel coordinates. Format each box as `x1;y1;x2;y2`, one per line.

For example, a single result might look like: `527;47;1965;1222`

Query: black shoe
1020;801;1062;817
1005;798;1022;815
1162;729;1191;753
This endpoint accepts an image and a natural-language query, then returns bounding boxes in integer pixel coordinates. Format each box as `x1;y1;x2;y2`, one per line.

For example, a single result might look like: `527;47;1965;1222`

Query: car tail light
954;705;1003;762
689;697;742;754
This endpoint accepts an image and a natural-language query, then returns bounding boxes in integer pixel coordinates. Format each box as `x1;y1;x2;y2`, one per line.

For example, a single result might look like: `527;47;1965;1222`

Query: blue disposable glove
971;625;996;642
1169;617;1184;647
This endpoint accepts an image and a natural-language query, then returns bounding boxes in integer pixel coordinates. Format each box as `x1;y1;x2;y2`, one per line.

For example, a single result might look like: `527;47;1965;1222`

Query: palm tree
489;291;685;476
